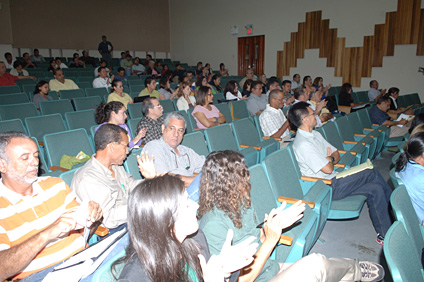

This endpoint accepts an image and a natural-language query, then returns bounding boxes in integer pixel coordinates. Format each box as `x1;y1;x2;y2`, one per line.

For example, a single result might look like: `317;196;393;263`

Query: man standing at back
98;35;113;65
49;69;79;92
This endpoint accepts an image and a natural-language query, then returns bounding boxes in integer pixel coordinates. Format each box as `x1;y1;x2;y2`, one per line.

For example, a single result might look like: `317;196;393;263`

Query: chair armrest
279;235;293;245
373;123;388;128
94;226;109;237
49;166;69;172
240;144;250;149
38;141;44;146
344;140;358;145
290;130;296;134
262;136;282;141
193;172;199;176
193;128;201;131
334;163;346;168
240;144;262;150
354;134;367;137
300;176;333;185
339;150;357;156
277;196;315;209
363;128;374;131
233;118;240;120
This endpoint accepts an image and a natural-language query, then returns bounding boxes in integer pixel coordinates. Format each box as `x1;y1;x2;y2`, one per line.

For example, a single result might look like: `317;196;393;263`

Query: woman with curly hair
198;150;384;282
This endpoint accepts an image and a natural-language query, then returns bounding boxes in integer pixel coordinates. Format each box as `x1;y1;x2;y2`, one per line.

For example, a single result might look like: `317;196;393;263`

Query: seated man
49;69;79;92
387;87;414;116
173;64;186;82
368;80;386;102
93;66;114;89
292;87;326;128
72;124;155;233
246;81;267;115
135;97;164;144
282;79;295;105
131;57;145;75
80;50;96;67
30;49;45;63
291;73;301;91
289;102;393;245
369;96;410;138
4;52;16;69
239;68;256;90
265;76;281;98
22;52;37;69
143;112;204;199
120;54;133;76
0;132;102;281
0;61;35;86
94;59;110;77
69;56;85;68
139;76;160;99
259;89;291;148
309;89;333;124
115;67;128;83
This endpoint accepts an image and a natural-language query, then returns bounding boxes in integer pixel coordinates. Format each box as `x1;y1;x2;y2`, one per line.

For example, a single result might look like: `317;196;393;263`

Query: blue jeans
331;168;392;236
187;173;201;202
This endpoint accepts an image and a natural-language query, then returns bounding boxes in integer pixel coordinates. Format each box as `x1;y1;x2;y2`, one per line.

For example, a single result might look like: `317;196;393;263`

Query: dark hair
144;76;155;87
100;59;107;65
4;52;12;58
198;150;251;228
195;76;206;88
209;74;221;91
33;48;39;52
312;77;322;87
0;131;33;161
267;76;279;88
95;101;125;124
195;86;211;106
54;57;61;61
293;87;306;100
117;67;125;73
94;123;127;151
224;80;238;95
288;101;310;129
13;61;22;69
196;62;203;68
219;63;225;70
120;52;125;56
34;80;49;95
177;81;190;98
376;95;390;105
388;87;399;96
251;81;262;91
282;80;292;86
159;76;169;89
142;97;157;116
53;68;63;76
97;66;106;75
243;79;254;91
111;79;122;90
395;132;424;172
293;73;299;79
73;53;78;58
146;54;152;59
114;174;203;282
23;52;29;57
409;113;424;133
369;80;377;87
186;70;194;76
340;83;352;95
302;75;311;85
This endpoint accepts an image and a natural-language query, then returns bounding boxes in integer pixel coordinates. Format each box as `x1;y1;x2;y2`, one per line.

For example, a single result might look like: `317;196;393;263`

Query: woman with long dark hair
209;74;223;93
95;101;146;147
395;132;424;222
117;174;258;282
192;86;225;129
224;80;246;100
33;80;53;108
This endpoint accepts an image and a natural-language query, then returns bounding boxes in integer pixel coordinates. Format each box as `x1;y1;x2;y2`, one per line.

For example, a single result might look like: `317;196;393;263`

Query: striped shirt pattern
0;177;84;280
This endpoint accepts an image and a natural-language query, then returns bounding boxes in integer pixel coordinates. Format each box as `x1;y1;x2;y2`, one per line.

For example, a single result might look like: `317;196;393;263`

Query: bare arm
270;120;290;139
193;112;219;128
321;148;340;174
217;112;226;124
382;119;408;126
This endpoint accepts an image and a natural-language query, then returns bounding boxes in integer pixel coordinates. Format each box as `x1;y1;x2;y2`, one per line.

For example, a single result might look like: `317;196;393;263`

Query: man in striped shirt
0;132;103;281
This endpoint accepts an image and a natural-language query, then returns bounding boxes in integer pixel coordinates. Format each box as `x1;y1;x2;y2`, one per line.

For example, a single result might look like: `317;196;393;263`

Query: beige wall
0;0;13;44
169;0;424;99
6;0;170;52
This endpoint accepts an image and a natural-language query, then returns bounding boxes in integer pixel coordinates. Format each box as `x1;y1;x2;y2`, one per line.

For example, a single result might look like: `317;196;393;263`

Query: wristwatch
215;117;218;123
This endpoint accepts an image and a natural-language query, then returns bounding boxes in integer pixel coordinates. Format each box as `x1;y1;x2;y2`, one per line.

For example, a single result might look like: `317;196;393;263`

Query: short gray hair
0;132;33;161
164;112;187;130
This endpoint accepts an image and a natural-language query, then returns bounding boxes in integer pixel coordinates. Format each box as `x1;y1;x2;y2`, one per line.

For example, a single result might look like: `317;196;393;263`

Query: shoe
376;234;384;245
359;261;385;282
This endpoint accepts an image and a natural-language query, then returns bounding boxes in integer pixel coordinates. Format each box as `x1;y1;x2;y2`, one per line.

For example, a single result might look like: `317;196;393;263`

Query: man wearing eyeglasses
246;81;268;115
135;97;164;144
72;124;156;234
143;112;205;201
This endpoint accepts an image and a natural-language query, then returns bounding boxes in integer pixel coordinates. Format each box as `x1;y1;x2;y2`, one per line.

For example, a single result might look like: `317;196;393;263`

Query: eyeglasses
305;112;317;118
207;93;213;96
116;142;133;153
153;104;163;108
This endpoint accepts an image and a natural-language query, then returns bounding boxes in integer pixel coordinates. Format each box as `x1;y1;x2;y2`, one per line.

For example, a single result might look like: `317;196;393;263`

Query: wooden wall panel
277;0;424;87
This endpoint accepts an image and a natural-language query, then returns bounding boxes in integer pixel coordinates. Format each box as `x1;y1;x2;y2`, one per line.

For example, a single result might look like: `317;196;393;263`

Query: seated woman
161;64;173;78
199;150;385;282
95;101;146;148
47;59;57;72
10;61;29;76
395;132;424;222
224;80;246;101
158;76;178;100
176;81;196;111
338;83;354;107
146;60;160;78
117;174;258;282
219;63;229;76
209;74;223;93
192;86;225;129
33;80;53;108
194;76;214;95
242;79;253;98
107;79;133;109
259;74;267;94
312;77;331;98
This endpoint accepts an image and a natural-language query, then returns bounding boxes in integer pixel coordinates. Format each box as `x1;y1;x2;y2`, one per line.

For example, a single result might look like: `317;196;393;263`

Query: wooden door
238;35;265;76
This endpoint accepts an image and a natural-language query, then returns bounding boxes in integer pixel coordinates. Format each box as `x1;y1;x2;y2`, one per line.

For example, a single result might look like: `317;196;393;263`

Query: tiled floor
309;151;396;282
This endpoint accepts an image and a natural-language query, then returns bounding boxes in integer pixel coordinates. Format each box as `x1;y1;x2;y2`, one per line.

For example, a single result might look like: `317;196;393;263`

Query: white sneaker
359;261;385;282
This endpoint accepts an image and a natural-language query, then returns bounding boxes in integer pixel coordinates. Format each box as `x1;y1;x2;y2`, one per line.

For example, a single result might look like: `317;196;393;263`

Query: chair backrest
123;147;144;180
43;128;94;168
390;185;424;253
214;102;232;123
59;168;78;187
334;116;355;141
0;85;21;95
22;84;37;95
0;93;29;105
40;99;74;117
253;114;264;137
76;81;91;89
187;108;199;130
85;87;108;98
0;119;27;134
383;221;424;282
127;117;142;138
0;103;38;122
320;121;344;149
203;124;239;152
249;164;279;220
181;131;210;156
231;100;250;119
212;93;224;104
350;92;360;104
159;99;176;114
127;103;143;119
65;110;97;137
356;109;373;128
176;110;193;134
59;89;86;100
357;91;369;103
73;96;102;111
231;117;261;146
345;112;365;134
129;84;145;93
25;114;67;144
47;91;59;100
410;93;421;104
